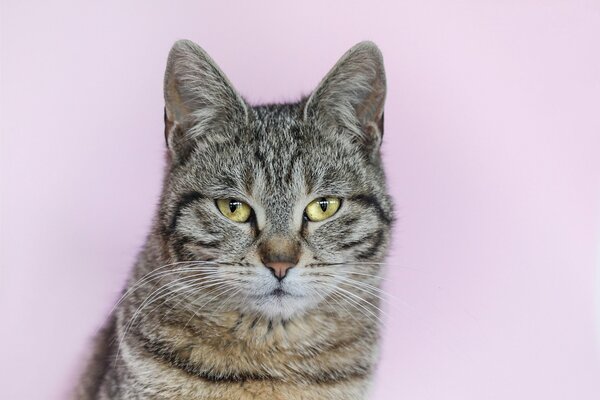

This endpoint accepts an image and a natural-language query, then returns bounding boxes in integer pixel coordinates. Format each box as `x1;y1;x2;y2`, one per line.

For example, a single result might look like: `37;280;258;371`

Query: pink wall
2;1;600;399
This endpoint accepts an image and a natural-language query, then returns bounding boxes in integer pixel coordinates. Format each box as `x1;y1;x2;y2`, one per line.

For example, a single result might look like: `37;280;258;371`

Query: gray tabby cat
76;39;393;400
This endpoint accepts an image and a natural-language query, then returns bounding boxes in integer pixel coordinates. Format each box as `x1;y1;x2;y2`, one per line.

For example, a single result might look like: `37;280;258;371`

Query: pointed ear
163;40;248;157
304;41;386;150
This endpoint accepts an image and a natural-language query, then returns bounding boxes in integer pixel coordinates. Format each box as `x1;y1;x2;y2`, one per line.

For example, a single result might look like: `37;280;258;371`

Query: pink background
2;1;600;399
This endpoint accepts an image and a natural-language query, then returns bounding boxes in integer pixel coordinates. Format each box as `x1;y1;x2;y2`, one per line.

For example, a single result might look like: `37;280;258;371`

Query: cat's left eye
216;199;252;223
305;197;341;222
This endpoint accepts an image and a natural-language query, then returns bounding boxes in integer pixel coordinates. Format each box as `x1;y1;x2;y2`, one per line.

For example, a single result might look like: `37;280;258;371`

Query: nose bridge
258;235;301;264
256;184;302;281
263;196;294;235
257;181;301;262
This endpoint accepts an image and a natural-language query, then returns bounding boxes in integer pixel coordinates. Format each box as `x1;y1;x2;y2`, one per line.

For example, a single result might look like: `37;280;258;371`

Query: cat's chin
243;291;318;320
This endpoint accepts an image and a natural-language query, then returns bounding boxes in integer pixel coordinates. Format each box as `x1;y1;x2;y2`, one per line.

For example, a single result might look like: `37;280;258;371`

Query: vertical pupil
318;198;328;212
229;200;239;213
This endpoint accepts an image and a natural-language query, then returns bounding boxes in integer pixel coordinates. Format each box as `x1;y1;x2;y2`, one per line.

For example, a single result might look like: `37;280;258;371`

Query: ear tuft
304;41;387;149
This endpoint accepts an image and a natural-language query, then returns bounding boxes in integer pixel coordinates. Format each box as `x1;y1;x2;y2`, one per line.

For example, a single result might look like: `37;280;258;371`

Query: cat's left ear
304;41;386;152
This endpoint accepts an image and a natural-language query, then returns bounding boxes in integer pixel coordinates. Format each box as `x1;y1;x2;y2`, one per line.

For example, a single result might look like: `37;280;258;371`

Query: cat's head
155;40;392;320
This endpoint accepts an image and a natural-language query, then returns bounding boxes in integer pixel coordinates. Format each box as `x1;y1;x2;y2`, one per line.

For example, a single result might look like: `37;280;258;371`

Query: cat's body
76;40;392;400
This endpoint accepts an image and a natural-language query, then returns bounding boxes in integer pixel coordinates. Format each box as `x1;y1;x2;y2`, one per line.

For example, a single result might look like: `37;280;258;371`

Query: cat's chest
121;312;375;399
135;311;368;371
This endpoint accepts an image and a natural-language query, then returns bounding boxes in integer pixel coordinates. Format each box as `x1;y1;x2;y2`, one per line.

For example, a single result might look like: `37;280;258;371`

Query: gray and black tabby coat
76;39;393;400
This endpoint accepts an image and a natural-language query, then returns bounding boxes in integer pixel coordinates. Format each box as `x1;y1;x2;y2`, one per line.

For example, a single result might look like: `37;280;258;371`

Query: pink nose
264;261;295;281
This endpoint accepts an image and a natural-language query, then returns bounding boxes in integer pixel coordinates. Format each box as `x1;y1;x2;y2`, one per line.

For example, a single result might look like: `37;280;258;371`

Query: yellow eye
305;197;341;222
216;199;252;223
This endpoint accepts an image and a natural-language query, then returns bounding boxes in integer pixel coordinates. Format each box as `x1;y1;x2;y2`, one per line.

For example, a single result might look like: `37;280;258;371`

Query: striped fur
76;40;393;400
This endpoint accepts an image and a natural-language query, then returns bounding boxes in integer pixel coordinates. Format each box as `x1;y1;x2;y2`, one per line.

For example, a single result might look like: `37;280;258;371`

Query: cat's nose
259;237;300;282
264;261;295;281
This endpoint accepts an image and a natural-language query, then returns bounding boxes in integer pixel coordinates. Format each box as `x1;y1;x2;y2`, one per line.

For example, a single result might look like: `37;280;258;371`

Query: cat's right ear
163;40;248;159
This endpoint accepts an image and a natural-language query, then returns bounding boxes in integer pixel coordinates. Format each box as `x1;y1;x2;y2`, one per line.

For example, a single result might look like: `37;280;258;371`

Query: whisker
180;284;244;332
316;273;405;306
111;260;252;317
148;276;246;325
310;286;363;326
115;273;235;364
155;272;247;316
328;290;384;327
110;261;222;314
316;281;387;327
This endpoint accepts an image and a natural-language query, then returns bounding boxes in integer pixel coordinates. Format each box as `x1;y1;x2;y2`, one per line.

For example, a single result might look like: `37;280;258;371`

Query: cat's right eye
216;199;252;223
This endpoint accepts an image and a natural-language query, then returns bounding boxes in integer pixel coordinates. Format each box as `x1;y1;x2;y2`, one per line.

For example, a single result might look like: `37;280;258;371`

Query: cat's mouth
243;283;317;319
270;288;288;297
250;287;302;299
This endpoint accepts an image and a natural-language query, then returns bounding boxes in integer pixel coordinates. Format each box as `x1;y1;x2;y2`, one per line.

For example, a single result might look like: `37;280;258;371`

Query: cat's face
157;40;392;319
